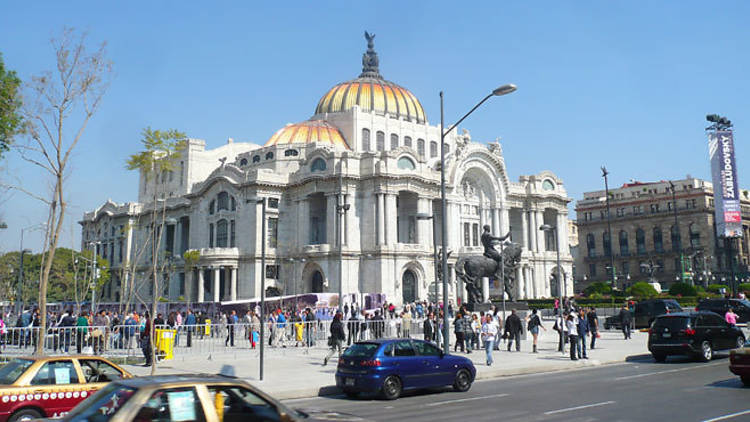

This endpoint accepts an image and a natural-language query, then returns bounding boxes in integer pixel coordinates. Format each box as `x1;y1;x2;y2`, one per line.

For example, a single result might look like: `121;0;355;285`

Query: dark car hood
296;408;374;421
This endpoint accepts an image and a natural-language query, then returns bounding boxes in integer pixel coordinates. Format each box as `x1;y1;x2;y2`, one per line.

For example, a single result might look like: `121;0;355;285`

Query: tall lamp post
439;83;516;353
416;213;439;304
668;181;686;284
87;241;102;315
540;224;564;356
601;167;616;292
248;196;267;381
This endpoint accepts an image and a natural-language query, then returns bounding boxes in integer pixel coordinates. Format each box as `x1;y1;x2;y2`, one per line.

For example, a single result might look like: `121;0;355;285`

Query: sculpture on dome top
361;31;381;78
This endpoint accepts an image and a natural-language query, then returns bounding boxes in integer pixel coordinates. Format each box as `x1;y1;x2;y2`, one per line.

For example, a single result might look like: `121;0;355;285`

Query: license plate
345;378;355;386
662;333;671;338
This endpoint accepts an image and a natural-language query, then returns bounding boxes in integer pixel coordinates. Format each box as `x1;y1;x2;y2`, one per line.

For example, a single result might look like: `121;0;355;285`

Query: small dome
265;120;349;150
314;31;426;124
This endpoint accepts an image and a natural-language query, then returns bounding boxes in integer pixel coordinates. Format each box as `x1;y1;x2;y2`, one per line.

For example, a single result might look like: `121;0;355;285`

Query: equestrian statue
454;225;523;304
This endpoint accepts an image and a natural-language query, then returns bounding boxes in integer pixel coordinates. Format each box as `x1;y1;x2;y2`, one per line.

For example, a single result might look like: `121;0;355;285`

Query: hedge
669;282;697;297
490;295;702;309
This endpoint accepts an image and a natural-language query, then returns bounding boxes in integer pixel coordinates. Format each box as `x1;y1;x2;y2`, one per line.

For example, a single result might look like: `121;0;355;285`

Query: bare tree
13;28;112;354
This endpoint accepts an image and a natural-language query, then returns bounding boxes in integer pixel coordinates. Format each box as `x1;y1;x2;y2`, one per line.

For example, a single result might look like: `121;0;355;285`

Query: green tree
627;281;658;298
584;282;612;296
669;282;697;297
126;127;185;373
0;52;23;158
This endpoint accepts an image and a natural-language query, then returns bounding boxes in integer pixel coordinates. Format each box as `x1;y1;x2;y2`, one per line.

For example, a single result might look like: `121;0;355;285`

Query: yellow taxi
52;374;371;422
0;355;132;422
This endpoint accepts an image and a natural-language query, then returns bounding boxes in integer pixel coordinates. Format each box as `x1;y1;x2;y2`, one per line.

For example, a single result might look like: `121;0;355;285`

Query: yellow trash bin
204;319;211;336
155;328;176;361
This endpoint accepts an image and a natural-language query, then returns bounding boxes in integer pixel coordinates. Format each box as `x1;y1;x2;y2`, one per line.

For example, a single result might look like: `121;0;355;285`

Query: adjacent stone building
80;35;573;306
575;177;750;292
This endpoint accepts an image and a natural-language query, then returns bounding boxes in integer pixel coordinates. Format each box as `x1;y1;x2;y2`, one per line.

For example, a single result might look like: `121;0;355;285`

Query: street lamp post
540;224;564;356
247;196;267;381
601;167;616;292
336;184;350;314
87;241;102;315
439;83;516;353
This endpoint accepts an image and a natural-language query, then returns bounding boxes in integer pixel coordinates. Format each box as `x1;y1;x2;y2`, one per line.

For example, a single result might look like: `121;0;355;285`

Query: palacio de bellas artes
80;33;573;309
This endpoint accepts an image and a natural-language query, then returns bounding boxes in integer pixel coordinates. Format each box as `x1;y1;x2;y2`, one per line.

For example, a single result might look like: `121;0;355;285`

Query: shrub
669;282;697;297
584;282;612;296
706;284;729;293
627;282;659;298
739;283;750;293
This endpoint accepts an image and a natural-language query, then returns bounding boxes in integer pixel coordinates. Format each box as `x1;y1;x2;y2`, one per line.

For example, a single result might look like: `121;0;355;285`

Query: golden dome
314;31;426;124
264;120;350;150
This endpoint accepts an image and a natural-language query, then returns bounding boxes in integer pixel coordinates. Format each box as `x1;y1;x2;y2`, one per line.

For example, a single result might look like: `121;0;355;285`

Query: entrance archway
312;271;324;293
402;270;417;304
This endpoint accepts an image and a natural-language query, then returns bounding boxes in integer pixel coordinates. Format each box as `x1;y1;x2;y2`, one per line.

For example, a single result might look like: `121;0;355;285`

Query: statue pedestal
464;302;492;313
493;301;530;311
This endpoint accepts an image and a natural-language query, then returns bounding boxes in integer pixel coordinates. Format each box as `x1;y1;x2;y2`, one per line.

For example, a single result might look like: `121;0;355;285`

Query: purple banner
708;130;743;237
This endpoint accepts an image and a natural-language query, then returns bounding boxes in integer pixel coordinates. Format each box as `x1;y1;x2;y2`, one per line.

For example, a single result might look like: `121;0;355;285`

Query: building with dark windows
575;177;750;292
80;34;572;305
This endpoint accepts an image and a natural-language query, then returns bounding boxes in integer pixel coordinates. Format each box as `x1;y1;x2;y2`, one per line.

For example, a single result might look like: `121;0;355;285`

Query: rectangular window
209;223;214;248
268;198;279;209
165;224;175;255
417;139;425;158
268;217;278;248
463;222;470;246
118;239;123;263
472;223;479;247
230;220;236;247
589;263;597;277
266;264;279;279
179;272;185;296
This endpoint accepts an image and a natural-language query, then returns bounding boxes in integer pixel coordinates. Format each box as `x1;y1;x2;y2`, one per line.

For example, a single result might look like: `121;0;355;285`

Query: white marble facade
80;37;573;306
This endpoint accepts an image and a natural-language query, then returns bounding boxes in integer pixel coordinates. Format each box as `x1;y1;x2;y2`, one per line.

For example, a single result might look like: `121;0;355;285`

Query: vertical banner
708;130;743;237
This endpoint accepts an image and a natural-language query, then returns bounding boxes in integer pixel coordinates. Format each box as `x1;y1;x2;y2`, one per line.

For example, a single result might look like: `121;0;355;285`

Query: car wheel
381;375;402;400
741;376;750;387
652;352;667;363
9;409;43;422
698;341;713;362
344;391;359;398
453;368;473;392
736;336;745;349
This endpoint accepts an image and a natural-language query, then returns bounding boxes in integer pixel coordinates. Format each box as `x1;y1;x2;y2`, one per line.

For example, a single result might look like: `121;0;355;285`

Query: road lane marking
544;401;615;415
703;409;750;422
425;393;509;406
613;362;723;380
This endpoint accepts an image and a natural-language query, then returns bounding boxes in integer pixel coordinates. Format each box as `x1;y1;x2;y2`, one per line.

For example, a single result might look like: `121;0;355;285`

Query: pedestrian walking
323;312;346;366
504;309;522;352
250;311;261;349
566;313;578;361
462;312;473;353
225;310;237;347
481;315;497;366
725;308;739;326
424;313;435;342
141;312;153;367
401;310;412;339
526;309;545;353
577;308;589;359
185;309;196;348
347;311;359;345
587;307;599;349
470;314;481;350
554;312;566;352
453;312;466;352
619;305;632;339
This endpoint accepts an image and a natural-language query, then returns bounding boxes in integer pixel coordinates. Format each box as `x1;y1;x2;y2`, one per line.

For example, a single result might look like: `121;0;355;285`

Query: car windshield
665;301;682;311
0;359;34;384
654;316;691;330
64;383;137;422
342;343;379;358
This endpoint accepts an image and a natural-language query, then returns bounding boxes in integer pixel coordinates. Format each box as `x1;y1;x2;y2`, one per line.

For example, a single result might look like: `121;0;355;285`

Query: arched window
284;149;298;157
390;134;399;149
397;157;416;170
429;141;438;158
311;158;327;172
689;223;701;248
362;128;371;151
653;227;663;252
671;224;681;251
265;151;274;160
231;196;236;211
252;155;260;163
216;219;228;247
239;158;248;166
209;200;215;215
417;138;425;158
217;192;229;211
404;136;412;148
602;232;611;257
636;228;646;254
587;233;596;257
376;131;385;151
619;230;629;256
209;223;214;247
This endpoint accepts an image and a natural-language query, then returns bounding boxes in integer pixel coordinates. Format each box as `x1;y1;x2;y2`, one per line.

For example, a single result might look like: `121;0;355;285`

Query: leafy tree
627;281;658;298
669;282;697;297
0;52;22;158
584;282;612;296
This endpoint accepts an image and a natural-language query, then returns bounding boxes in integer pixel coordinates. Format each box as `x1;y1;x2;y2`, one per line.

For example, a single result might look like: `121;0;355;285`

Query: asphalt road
284;352;749;422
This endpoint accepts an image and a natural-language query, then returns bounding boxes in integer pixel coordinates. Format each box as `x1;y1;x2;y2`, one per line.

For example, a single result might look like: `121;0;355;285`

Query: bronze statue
361;31;380;77
455;230;522;304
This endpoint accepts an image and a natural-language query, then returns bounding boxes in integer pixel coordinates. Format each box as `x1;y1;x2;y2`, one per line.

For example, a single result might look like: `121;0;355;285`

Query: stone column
197;268;205;303
377;193;385;245
519;208;529;250
385;193;397;245
535;210;546;252
516;266;525;300
344;193;352;246
492;208;500;235
527;210;537;252
482;276;490;302
299;198;309;247
557;211;569;254
213;267;221;302
326;193;337;246
501;206;510;235
417;197;431;246
230;266;237;301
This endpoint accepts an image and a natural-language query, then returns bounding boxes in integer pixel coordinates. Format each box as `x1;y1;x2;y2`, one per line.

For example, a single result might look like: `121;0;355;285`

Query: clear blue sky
1;1;749;252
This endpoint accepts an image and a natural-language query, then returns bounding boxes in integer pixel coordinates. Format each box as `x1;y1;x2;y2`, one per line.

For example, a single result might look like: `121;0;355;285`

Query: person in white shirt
481;315;498;366
566;314;579;361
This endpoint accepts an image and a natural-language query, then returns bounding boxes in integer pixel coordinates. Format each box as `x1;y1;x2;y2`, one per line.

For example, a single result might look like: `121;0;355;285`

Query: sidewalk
122;327;652;399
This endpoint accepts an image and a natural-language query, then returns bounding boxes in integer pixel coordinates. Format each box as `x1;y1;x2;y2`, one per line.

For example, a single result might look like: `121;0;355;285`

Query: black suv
648;311;745;362
696;298;750;323
604;299;683;329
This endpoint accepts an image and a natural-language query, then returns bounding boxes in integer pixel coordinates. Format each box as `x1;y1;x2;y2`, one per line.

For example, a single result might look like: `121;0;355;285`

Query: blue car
335;339;476;400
